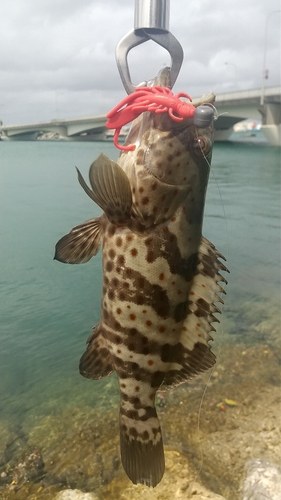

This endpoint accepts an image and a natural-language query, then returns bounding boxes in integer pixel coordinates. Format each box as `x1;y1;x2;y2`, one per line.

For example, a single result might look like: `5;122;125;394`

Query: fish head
118;68;216;226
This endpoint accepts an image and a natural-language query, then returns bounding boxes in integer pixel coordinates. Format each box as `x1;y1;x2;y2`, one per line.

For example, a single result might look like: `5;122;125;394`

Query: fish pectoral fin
54;216;104;264
79;324;114;379
119;409;165;487
83;153;132;225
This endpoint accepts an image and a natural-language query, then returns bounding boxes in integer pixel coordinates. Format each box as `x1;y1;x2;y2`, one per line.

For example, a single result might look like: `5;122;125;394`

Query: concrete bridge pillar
259;102;281;146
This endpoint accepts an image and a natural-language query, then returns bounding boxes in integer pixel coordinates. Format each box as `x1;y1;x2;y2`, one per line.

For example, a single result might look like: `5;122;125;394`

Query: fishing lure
106;86;196;151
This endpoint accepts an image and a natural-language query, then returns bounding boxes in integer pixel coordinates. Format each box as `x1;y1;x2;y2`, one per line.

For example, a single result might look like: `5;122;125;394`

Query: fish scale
54;68;228;488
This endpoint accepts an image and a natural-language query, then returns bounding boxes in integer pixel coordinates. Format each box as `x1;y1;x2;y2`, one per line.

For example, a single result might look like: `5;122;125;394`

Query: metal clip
115;0;183;94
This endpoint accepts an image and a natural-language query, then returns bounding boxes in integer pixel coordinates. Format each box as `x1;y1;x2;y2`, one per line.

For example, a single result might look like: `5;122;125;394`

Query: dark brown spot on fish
144;237;153;247
116;237;122;247
132;187;136;194
146;320;152;327
173;301;188;322
153;206;158;213
130;314;136;321
161;194;166;202
117;349;121;354
135;386;140;392
139;187;144;193
142;430;149;440
148;360;154;366
168;154;174;161
131;248;138;257
138;277;145;288
105;261;114;272
108;225;116;237
116;308;122;314
159;273;164;281
195;298;210;317
129;427;138;438
108;290;114;300
142;309;147;314
112;277;119;287
159;326;165;333
176;150;181;157
147;251;155;263
142;197;149;205
151;182;157;190
108;249;116;259
136;295;144;305
117;255;125;266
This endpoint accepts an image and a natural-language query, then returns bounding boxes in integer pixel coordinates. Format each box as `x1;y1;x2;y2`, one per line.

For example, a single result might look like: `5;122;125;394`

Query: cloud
0;0;280;124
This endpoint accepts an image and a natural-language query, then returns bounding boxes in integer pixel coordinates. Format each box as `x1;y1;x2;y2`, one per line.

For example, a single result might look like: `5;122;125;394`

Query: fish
54;67;228;488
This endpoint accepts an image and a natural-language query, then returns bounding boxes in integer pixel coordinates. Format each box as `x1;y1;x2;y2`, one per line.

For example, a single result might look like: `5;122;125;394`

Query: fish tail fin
119;406;165;487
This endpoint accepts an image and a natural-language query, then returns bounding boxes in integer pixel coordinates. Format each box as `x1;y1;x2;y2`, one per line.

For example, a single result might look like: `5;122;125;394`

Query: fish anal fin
54;216;104;264
119;411;165;487
78;153;132;225
162;237;228;389
79;324;114;380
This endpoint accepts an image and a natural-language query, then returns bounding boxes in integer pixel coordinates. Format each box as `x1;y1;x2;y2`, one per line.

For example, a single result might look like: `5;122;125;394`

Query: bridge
214;86;280;146
0;86;280;145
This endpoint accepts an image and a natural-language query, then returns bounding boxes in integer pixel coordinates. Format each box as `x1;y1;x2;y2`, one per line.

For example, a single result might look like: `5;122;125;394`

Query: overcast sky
0;0;280;125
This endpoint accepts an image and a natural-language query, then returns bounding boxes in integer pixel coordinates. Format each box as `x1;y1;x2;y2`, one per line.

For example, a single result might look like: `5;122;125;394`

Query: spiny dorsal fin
54;217;103;264
162;236;229;388
79;323;114;379
77;153;132;225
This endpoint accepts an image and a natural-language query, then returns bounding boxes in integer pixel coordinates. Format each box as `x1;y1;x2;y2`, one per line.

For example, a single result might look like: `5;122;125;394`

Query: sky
0;0;280;125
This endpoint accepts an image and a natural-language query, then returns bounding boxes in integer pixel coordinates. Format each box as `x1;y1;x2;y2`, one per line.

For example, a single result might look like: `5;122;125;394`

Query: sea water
0;139;280;495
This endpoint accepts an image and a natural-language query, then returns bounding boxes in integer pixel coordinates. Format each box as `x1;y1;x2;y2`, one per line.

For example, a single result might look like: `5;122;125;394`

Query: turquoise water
0;140;280;449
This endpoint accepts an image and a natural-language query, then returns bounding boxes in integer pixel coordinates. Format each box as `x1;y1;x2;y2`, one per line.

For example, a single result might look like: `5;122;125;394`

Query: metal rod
134;0;170;32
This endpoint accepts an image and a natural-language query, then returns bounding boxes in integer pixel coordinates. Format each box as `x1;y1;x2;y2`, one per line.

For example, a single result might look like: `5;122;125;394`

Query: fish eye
192;135;211;156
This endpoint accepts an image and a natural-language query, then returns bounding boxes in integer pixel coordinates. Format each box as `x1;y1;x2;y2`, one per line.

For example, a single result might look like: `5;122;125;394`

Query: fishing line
193;130;230;481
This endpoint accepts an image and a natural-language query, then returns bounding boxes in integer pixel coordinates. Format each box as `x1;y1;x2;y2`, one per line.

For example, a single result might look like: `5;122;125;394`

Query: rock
54;489;99;500
241;458;281;500
186;481;227;499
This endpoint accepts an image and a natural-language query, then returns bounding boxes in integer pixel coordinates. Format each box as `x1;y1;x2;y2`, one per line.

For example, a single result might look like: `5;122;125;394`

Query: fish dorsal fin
77;153;132;225
54;217;103;264
79;324;114;379
162;236;229;388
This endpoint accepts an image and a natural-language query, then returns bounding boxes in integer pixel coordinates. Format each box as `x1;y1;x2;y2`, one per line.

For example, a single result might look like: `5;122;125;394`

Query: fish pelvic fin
79;323;114;379
119;407;165;487
77;153;132;225
162;236;229;388
54;216;104;264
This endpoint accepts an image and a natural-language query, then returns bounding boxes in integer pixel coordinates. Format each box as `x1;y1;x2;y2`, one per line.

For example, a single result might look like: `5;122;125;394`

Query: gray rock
241;458;281;500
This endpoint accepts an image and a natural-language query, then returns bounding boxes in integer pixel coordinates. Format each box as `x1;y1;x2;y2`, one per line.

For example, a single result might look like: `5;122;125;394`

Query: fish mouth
149;66;172;88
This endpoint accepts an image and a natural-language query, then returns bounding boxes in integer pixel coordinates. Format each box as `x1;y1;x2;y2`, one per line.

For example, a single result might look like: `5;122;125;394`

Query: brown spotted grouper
54;69;228;487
